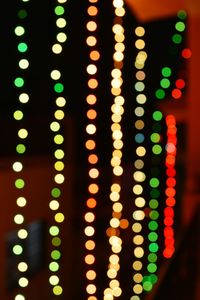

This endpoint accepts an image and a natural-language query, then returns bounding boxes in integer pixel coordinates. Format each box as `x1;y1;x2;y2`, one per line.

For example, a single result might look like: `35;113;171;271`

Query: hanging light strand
13;1;31;299
48;0;68;297
84;0;100;299
130;25;147;300
104;1;126;299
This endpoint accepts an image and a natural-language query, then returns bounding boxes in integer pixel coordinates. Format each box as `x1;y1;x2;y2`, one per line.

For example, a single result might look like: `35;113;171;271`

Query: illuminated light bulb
87;21;97;32
86;124;97;134
19;59;29;69
16;197;27;207
86;36;97;46
56;18;67;28
18;128;28;139
12;162;23;172
85;254;95;265
51;70;61;80
52;43;62;54
18;262;28;272
18;277;29;287
88;6;98;16
86;284;97;294
14;214;24;224
56;32;67;43
15;295;25;300
18;229;28;239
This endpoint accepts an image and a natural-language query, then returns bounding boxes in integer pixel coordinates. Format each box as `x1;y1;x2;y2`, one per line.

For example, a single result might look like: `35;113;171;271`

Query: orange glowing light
86;94;97;105
85;240;95;250
88;183;99;194
85;254;95;265
86;270;96;280
86;140;96;150
90;50;100;61
88;6;98;16
88;78;98;89
87;109;97;120
120;219;129;229
85;212;95;222
88;154;98;164
87;198;97;208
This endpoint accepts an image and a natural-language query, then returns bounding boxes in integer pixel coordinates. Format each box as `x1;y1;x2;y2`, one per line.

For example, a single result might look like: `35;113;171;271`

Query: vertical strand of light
48;0;68;296
163;115;177;258
104;1;126;299
130;25;147;300
84;0;99;299
13;1;30;300
142;110;164;293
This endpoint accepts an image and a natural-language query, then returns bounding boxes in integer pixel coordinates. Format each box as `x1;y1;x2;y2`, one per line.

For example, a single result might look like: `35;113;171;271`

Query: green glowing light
15;179;25;189
152;110;163;121
148;253;157;263
150;189;160;198
13;245;23;255
14;77;24;88
175;21;186;32
54;83;64;93
49;262;59;272
18;42;28;52
147;263;157;273
161;67;172;77
149;243;159;253
51;250;61;260
177;10;187;20
18;9;28;19
143;281;153;292
52;237;61;247
172;34;182;44
148;221;158;231
51;187;61;198
152;145;162;155
16;144;26;154
155;89;165;100
149;274;158;284
160;78;170;88
49;226;59;236
149;178;159;188
148;232;158;242
149;199;158;209
149;210;159;220
150;133;160;143
55;6;65;16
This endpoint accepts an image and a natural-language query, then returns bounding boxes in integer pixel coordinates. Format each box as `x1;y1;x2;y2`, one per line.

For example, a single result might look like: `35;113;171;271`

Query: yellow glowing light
133;184;143;195
113;0;123;8
135;39;145;50
135;197;146;208
133;235;144;245
87;21;97;32
56;96;66;107
115;42;125;52
85;240;95;251
51;70;61;80
115;7;125;17
86;124;96;134
86;284;97;294
113;202;122;212
49;275;59;285
18;229;28;239
57;32;67;43
85;212;95;223
18;262;28;272
56;18;67;28
132;210;145;221
87;64;97;75
54;161;64;171
86;36;97;47
49;200;60;210
12;162;23;172
52;43;62;54
136;146;146;157
133;284;143;294
18;128;28;139
54;110;65;120
133;171;146;182
132;223;142;233
54;149;65;159
15;295;25;300
16;197;27;207
55;212;65;223
14;214;24;224
19;59;29;69
133;273;143;283
132;260;143;271
19;93;29;103
54;174;65;184
135;26;145;37
113;51;124;62
85;226;95;237
110;218;120;228
89;168;99;179
18;277;29;287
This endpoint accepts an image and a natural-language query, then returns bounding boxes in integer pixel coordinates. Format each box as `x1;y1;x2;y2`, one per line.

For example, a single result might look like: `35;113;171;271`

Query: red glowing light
164;217;174;226
164;207;174;217
175;79;185;89
172;88;182;99
182;48;192;59
166;197;176;207
165;187;176;197
166;177;176;187
163;247;175;258
166;167;176;177
164;227;174;237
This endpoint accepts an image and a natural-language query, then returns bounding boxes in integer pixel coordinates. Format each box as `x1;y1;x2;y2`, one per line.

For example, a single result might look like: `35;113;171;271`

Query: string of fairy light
48;0;68;296
130;25;148;300
84;0;100;299
104;1;126;299
163;115;177;258
12;1;31;299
